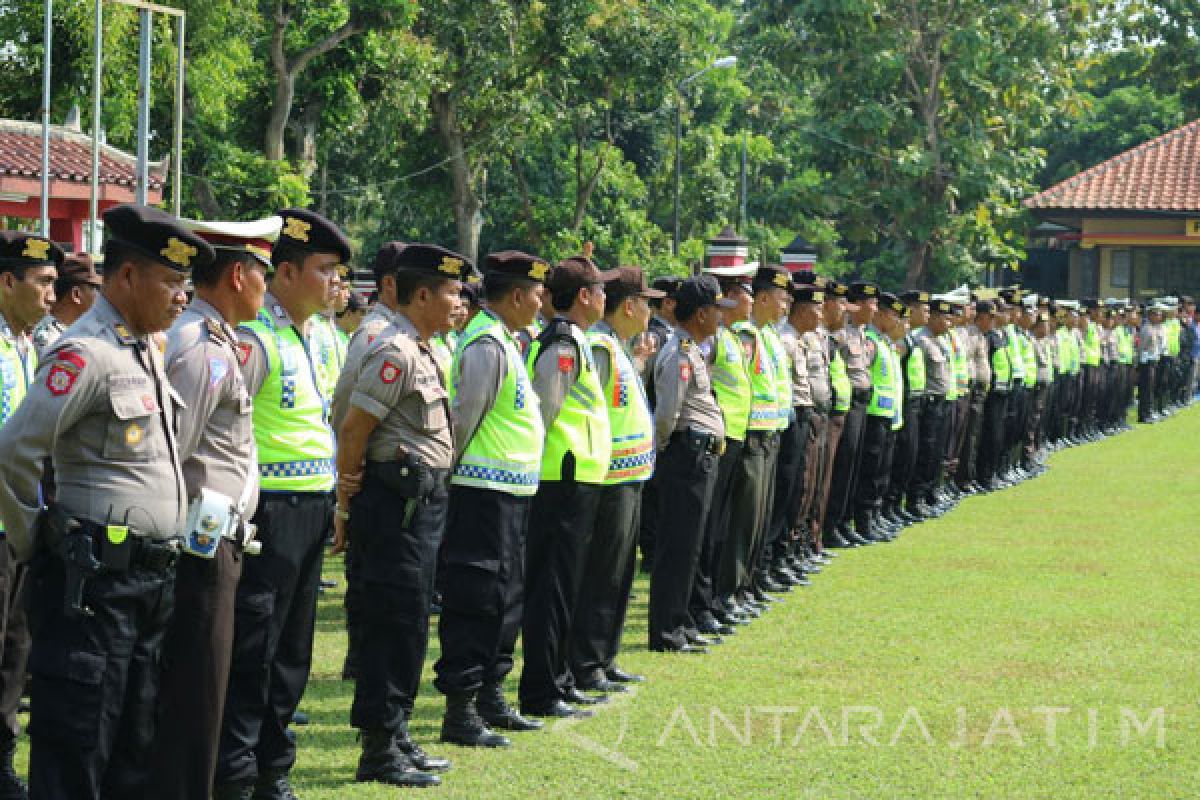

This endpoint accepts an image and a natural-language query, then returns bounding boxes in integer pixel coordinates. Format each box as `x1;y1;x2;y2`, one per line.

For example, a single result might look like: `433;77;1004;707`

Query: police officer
31;252;102;359
148;217;277;800
818;281;854;546
850;283;897;543
789;283;834;568
435;251;548;739
0;231;60;799
1138;304;1164;423
638;276;682;573
0;206;210;799
976;300;1011;490
216;208;350;800
910;298;955;516
650;276;732;652
886;291;928;523
572;267;662;688
336;244;467;787
519;256;613;717
827;279;872;544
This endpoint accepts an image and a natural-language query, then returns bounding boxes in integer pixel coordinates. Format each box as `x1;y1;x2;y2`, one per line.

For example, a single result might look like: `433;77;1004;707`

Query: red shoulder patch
680;360;692;382
380;360;401;384
237;342;252;366
46;350;85;396
558;354;575;374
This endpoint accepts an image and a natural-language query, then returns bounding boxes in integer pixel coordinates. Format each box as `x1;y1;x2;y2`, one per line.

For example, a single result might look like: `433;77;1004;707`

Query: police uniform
818;281;854;545
649;276;730;651
826;283;872;539
434;251;546;738
146;217;278;800
637;277;681;573
571;268;661;689
791;285;832;563
910;301;954;513
977;302;1012;489
0;207;209;800
851;285;898;541
518;257;613;715
216;209;349;798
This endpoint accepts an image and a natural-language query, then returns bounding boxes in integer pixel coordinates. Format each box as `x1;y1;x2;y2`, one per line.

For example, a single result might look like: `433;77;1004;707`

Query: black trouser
571;482;643;686
26;546;175;800
693;438;743;619
1156;356;1174;413
956;386;986;487
0;543;29;745
748;431;781;581
766;410;811;565
978;390;1009;484
1024;383;1049;464
518;477;601;709
911;395;949;505
719;431;770;599
217;491;331;785
853;413;892;530
638;470;660;571
826;394;869;528
1081;365;1100;430
818;413;846;538
649;432;719;650
349;472;447;733
435;486;530;696
1138;362;1158;421
799;411;829;546
887;396;922;509
1004;384;1027;468
148;539;243;800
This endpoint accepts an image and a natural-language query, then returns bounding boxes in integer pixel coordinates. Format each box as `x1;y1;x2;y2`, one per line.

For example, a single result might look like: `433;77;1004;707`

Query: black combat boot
355;729;441;788
441;692;512;747
477;683;544;732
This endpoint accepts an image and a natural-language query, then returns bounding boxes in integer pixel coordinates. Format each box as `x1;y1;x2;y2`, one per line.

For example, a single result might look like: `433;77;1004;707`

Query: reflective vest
864;327;897;419
1006;325;1027;385
991;334;1012;391
1083;321;1102;366
589;329;655;484
903;335;926;396
1165;318;1181;357
429;333;454;386
527;320;611;484
889;339;904;430
760;323;793;430
308;314;343;398
1056;328;1079;375
830;348;852;413
1116;325;1135;365
450;311;544;495
0;327;35;534
1019;329;1037;381
243;310;335;492
733;321;781;431
710;326;752;442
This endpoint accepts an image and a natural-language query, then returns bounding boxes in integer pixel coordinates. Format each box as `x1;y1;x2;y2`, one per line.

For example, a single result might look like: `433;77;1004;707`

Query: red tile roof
0;119;163;189
1025;118;1200;212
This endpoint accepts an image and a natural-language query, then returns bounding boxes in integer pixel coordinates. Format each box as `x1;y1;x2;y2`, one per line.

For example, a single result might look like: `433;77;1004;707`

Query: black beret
1080;297;1099;310
103;204;214;274
392;243;474;280
899;289;930;305
879;292;904;315
276;208;352;263
930;298;954;315
675;275;736;314
0;231;64;272
826;279;848;297
847;281;879;301
791;269;819;285
651;276;683;297
791;285;825;305
372;241;407;281
485;250;552;284
751;265;793;291
975;300;995;314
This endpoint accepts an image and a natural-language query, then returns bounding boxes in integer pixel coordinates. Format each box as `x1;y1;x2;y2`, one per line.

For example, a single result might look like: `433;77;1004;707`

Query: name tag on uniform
183;487;236;558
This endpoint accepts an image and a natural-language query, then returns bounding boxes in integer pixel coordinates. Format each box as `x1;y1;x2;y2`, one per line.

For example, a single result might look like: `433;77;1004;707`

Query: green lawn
27;410;1200;797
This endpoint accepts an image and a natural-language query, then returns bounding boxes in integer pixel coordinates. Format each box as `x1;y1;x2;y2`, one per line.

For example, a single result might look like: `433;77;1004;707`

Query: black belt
671;428;724;455
364;459;449;499
41;516;181;573
851;387;872;404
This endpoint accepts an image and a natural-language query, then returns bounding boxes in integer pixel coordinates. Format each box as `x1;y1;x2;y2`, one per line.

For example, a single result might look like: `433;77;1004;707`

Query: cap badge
528;261;549;281
21;238;50;261
439;256;464;276
282;217;311;242
773;273;790;288
161;237;197;268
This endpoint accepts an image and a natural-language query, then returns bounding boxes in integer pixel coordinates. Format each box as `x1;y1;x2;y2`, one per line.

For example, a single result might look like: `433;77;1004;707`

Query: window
1110;250;1130;288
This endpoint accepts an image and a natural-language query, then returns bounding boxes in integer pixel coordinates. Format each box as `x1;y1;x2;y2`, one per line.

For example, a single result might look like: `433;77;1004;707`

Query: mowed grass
20;409;1200;797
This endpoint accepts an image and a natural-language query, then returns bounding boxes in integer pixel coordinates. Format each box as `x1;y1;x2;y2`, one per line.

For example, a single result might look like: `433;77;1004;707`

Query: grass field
24;409;1200;797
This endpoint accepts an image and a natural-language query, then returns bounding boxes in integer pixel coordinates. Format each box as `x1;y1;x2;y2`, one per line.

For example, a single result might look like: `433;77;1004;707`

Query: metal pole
89;0;103;252
739;129;748;231
135;7;152;206
40;0;53;236
672;95;682;257
172;14;185;216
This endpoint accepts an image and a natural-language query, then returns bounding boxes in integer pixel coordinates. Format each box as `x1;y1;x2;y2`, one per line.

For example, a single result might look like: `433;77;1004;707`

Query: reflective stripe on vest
450;311;545;495
830;348;852;413
760;323;793;430
733;321;781;430
710;326;752;442
1083;321;1102;366
991;335;1012;391
589;330;655;484
243;311;335;492
864;327;897;418
904;335;926;395
527;322;611;484
0;331;35;533
1006;325;1027;383
889;341;904;431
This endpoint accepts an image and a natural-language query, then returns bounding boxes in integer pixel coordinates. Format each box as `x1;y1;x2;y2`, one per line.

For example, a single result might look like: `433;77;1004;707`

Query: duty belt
671;428;725;456
41;515;181;573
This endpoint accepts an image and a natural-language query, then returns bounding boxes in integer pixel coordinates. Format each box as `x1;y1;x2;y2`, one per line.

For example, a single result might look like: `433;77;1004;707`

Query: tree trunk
193;176;223;218
296;98;324;179
903;240;930;289
432;91;483;264
510;154;542;249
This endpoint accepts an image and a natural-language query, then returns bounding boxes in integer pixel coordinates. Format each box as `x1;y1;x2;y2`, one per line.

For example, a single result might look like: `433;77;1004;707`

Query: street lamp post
672;55;737;256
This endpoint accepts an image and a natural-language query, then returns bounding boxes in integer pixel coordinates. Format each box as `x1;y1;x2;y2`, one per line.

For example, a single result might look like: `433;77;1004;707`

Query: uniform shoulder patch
237;341;253;366
47;349;86;395
380;360;402;384
680;359;692;382
208;356;229;389
558;354;575;374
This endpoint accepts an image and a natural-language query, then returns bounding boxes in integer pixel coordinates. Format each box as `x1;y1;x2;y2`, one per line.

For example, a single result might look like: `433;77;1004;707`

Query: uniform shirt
777;321;813;408
1138;322;1162;363
801;329;832;411
835;323;872;390
915;327;951;397
166;298;258;514
967;325;991;387
30;314;66;360
1033;335;1054;384
653;328;723;448
332;303;398;431
954;326;976;384
529;316;590;431
641;314;674;405
0;295;186;560
451;312;509;461
351;312;453;469
1100;326;1119;363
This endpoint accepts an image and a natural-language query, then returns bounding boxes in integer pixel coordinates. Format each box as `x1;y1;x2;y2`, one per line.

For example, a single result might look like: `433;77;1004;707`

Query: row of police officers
0;204;1194;799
